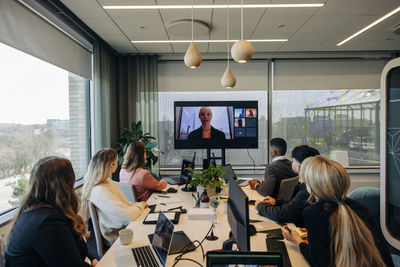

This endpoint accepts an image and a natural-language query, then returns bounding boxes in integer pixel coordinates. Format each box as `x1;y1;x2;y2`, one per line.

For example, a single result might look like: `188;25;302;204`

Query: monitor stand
203;148;226;169
222;236;236;250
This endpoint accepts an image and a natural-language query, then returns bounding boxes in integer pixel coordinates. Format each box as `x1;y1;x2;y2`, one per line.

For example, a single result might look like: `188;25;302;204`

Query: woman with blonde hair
119;142;167;201
282;155;393;267
81;149;147;245
5;156;97;267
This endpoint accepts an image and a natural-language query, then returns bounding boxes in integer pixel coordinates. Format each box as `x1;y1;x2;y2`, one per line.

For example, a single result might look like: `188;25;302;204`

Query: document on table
154;203;182;212
144;212;176;222
155;197;181;204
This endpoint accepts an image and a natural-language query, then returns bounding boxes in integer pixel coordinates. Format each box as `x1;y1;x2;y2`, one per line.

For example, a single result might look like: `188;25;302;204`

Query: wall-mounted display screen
174;101;258;149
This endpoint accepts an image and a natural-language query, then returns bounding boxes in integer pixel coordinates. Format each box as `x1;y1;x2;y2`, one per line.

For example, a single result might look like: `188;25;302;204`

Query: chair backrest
0;235;5;267
348;187;380;224
88;201;104;258
115;182;136;203
277;176;299;202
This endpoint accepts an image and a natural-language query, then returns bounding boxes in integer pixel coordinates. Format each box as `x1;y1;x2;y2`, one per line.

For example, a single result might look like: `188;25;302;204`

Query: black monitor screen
174;101;258;149
227;176;250;251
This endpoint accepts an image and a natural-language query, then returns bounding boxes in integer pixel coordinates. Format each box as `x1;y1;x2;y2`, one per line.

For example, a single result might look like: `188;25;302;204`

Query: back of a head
291;145;320;164
269;138;287;156
300;156;387;267
122;142;145;172
28;156;76;208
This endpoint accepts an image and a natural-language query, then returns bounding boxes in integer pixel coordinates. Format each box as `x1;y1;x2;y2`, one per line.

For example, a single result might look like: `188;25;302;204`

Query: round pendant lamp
184;0;201;68
221;0;236;88
231;0;253;63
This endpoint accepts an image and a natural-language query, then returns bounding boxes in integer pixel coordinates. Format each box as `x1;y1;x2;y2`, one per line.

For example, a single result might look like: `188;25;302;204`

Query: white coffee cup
119;229;133;245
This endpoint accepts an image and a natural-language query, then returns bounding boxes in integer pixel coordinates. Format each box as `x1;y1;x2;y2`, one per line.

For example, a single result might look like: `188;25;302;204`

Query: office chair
0;235;5;267
88;201;104;258
276;176;299;202
115;181;137;203
348;187;380;223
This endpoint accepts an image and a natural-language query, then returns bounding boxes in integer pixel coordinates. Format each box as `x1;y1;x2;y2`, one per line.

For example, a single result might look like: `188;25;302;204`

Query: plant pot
197;185;205;195
206;185;216;197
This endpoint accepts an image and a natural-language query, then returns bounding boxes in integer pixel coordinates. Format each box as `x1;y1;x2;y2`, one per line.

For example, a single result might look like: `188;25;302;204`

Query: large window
272;89;380;166
158;91;268;167
0;42;90;213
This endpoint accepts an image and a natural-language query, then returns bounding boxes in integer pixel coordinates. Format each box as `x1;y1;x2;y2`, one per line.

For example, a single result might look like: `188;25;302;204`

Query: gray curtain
116;55;159;141
93;42;117;152
115;55;159;171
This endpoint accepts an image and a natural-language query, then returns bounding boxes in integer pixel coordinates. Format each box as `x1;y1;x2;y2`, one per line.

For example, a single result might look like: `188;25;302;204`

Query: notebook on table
164;159;194;185
114;212;174;267
222;164;249;187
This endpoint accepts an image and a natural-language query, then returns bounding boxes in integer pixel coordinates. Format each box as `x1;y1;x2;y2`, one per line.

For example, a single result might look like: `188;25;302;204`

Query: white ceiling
60;0;400;54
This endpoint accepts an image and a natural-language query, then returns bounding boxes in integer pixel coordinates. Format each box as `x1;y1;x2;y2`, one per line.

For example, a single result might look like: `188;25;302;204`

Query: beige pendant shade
184;42;202;68
231;40;253;63
221;66;236;88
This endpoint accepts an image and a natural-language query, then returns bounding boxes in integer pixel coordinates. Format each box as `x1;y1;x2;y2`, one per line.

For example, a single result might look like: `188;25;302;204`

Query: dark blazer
299;199;394;267
257;182;309;227
5;207;93;267
188;126;226;140
255;158;297;197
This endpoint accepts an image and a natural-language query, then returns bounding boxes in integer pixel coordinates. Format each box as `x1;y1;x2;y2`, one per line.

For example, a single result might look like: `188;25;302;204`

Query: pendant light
184;0;202;68
231;0;253;63
221;0;236;88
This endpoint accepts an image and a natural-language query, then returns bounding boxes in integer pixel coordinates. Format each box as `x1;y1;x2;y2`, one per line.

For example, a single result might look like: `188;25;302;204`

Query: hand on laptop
249;179;261;190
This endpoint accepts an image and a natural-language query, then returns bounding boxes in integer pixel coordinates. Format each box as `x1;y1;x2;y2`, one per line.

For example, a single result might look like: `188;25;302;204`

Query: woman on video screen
188;107;226;140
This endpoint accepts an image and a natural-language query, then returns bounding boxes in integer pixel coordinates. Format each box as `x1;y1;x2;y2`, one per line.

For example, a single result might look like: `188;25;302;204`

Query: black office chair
276;176;299;202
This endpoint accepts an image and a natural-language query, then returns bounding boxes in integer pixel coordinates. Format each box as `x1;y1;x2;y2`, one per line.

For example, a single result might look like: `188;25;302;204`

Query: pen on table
157;195;170;198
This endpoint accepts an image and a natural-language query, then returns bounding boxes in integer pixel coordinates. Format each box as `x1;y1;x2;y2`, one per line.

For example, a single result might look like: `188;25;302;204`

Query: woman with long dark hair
282;156;393;267
4;157;97;267
119;142;167;201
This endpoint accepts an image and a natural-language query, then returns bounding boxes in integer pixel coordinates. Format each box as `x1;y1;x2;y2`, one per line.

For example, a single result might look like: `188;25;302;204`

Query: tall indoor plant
187;165;225;196
115;121;158;171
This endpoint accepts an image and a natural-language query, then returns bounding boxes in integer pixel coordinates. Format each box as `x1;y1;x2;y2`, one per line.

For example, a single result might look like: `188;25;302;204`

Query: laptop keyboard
266;238;292;267
131;246;159;267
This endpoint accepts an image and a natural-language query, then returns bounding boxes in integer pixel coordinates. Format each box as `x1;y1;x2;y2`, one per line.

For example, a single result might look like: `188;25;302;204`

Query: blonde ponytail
331;204;386;267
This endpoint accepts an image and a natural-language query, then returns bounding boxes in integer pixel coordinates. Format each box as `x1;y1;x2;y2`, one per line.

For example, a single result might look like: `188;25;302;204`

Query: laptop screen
222;164;237;182
151;212;175;265
180;159;195;180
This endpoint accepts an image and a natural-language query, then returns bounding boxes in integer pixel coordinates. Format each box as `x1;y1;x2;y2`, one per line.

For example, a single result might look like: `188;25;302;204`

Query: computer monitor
225;176;250;251
206;251;283;267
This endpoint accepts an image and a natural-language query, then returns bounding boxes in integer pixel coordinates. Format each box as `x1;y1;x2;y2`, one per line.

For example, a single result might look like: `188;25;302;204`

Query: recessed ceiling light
103;4;324;10
131;39;288;44
337;6;400;46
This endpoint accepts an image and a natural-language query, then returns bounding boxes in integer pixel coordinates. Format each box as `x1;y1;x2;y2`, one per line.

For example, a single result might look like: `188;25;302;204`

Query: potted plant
114;121;159;180
187;165;226;196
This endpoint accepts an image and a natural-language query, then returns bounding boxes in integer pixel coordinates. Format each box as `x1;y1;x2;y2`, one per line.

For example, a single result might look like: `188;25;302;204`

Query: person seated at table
282;156;394;267
256;145;319;226
188;107;226;140
249;138;296;198
119;142;167;201
5;156;97;267
81;149;147;245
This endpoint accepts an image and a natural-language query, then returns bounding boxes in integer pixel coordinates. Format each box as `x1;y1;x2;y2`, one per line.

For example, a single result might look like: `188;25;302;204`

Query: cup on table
119;229;133;245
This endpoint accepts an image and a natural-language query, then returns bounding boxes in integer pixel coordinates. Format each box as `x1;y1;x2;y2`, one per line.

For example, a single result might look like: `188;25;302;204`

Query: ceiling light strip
337;6;400;46
131;39;288;44
103;4;324;10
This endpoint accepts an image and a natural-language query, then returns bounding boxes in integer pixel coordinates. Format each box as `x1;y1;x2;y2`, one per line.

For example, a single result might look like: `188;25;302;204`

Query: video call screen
174;101;258;149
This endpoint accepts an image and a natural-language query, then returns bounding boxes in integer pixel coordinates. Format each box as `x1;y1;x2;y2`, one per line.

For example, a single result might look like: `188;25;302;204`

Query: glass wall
271;89;380;166
158;91;268;168
0;42;90;212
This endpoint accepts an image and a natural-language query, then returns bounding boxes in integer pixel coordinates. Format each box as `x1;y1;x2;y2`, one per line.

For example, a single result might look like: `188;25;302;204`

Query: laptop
222;164;249;187
206;251;283;267
114;212;174;267
164;159;195;185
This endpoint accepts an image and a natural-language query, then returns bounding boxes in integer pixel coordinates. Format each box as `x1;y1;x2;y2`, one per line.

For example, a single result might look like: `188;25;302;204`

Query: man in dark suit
255;145;320;226
249;138;296;198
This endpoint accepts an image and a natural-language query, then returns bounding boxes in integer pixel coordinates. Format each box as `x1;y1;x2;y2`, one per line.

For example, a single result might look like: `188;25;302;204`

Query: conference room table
96;183;309;267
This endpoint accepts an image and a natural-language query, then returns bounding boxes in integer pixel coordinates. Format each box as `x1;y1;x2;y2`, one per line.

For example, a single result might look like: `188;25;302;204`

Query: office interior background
0;0;399;245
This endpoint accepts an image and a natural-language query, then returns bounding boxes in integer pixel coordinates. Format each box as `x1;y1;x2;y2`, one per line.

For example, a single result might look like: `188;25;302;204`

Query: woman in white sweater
81;149;147;244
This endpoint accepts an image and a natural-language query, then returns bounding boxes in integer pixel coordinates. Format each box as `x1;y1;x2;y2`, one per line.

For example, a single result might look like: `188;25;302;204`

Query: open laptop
222;164;249;187
164;159;195;185
114;212;174;267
